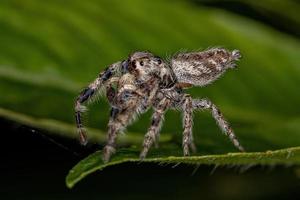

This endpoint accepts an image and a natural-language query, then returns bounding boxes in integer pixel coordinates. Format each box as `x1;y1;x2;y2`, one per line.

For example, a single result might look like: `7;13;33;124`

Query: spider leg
192;98;245;152
181;95;197;156
75;62;122;145
140;98;170;159
102;107;136;162
103;87;142;162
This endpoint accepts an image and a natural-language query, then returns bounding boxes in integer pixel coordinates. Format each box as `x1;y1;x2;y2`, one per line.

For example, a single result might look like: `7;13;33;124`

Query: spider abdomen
171;48;241;87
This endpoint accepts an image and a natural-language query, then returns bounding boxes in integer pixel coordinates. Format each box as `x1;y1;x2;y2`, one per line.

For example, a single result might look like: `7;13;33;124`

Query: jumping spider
75;48;244;162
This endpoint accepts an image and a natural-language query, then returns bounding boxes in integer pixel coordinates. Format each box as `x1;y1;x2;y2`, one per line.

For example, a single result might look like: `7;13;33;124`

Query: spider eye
131;60;136;68
140;60;144;66
157;59;162;65
154;56;162;65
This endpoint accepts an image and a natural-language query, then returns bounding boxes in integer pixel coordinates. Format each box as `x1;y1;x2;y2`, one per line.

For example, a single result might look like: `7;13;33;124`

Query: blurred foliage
0;0;300;187
193;0;300;37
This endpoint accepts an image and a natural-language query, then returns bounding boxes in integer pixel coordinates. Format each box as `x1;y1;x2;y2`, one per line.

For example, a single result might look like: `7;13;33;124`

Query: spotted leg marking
192;98;245;151
140;98;170;159
181;95;197;156
102;107;131;163
75;85;98;145
75;62;122;145
103;89;141;162
103;106;139;162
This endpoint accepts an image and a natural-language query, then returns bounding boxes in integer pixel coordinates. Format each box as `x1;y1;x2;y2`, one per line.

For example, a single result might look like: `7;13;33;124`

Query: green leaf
66;146;300;188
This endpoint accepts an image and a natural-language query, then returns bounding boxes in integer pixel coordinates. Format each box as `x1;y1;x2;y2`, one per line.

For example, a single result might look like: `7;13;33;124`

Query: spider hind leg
192;98;245;152
181;95;197;156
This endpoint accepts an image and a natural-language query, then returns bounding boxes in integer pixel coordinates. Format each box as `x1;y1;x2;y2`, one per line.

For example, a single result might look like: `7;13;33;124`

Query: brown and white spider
75;48;244;162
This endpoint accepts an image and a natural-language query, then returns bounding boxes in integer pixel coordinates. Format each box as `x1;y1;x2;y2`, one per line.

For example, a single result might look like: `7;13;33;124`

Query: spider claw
238;145;245;152
183;152;190;157
102;145;115;163
102;155;109;163
79;129;88;146
139;154;145;161
80;139;88;146
139;149;148;160
183;145;190;156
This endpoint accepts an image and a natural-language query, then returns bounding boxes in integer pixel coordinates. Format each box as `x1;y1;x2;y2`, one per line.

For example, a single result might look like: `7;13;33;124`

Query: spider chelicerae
75;48;244;162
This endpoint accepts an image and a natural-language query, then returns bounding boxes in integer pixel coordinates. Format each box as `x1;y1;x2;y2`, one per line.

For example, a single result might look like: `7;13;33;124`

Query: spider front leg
102;107;133;162
181;95;197;156
192;98;245;152
140;98;170;159
103;90;141;162
75;62;122;145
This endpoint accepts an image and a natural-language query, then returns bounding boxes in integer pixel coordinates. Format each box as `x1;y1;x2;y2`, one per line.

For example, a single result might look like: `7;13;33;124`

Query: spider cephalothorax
75;48;244;162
